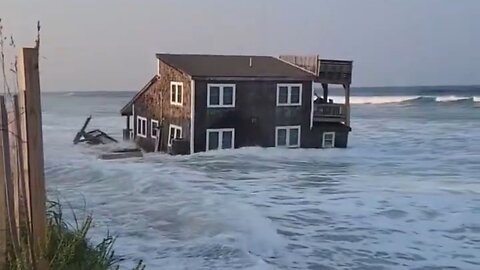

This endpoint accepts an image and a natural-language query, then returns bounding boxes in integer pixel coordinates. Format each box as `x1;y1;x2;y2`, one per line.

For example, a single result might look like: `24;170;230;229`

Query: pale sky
2;0;479;91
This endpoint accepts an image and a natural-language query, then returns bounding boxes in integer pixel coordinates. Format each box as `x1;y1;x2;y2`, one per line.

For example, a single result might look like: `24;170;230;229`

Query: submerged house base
121;54;353;155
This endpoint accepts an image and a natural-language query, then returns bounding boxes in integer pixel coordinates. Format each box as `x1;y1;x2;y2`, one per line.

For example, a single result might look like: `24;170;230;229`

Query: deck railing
313;103;346;122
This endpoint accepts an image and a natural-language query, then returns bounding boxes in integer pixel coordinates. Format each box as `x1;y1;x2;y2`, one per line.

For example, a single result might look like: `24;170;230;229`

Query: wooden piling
343;84;351;126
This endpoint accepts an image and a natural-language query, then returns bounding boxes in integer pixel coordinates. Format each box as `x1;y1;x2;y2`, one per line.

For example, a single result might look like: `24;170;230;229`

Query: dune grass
7;201;146;270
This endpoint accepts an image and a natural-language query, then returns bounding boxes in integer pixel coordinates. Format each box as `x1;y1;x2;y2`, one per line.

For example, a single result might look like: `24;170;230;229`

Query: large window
275;126;301;147
168;124;182;146
277;84;302;106
171;82;183;106
322;132;335;148
207;84;236;108
136;116;147;138
151;119;159;139
206;128;235;151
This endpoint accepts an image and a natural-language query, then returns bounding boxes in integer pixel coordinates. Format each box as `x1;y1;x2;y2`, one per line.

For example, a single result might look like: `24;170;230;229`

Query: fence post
1;95;18;246
17;46;48;270
9;95;27;243
0;94;18;267
0;96;7;270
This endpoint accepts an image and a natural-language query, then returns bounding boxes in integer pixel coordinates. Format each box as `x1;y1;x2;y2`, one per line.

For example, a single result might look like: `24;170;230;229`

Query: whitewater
330;95;480;104
42;88;480;270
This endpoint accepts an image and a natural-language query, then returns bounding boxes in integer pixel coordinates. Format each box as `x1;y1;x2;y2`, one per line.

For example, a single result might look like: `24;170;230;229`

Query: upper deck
279;55;352;85
317;59;353;85
280;55;352;125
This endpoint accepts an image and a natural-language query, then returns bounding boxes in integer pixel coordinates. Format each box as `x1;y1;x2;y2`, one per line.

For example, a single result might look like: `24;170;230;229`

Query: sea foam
435;95;471;102
330;95;477;104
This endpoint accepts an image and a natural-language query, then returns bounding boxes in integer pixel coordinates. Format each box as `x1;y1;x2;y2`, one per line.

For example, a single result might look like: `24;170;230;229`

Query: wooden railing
318;59;353;84
313;103;347;122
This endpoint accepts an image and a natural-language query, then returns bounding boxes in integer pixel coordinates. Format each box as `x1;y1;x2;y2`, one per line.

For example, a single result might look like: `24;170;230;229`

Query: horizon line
41;84;480;93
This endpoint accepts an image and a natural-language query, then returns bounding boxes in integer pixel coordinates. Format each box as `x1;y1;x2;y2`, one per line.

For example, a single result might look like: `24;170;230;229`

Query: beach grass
7;201;146;270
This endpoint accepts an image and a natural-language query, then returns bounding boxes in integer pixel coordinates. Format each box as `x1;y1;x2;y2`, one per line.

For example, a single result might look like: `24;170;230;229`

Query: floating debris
98;148;143;160
73;116;118;145
73;116;143;159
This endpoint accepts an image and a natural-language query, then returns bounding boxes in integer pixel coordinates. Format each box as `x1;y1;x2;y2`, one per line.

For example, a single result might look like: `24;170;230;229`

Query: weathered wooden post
17;46;48;270
0;96;8;270
0;95;19;256
9;95;27;243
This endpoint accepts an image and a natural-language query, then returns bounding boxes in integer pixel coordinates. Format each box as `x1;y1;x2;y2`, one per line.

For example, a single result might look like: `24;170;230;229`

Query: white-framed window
171;82;183;106
322;132;335;148
151;119;159;139
206;128;235;151
136;116;147;138
275;126;301;148
207;84;236;108
277;84;302;106
168;124;182;146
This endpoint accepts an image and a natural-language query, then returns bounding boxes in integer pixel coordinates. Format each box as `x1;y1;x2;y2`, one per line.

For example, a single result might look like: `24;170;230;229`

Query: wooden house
120;54;353;154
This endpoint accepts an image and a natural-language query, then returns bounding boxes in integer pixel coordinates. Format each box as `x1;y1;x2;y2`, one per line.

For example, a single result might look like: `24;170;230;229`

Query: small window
151;120;159;138
171;82;183;106
209;86;220;106
278;86;288;104
206;128;235;151
168;124;183;146
208;84;236;108
289;128;299;146
223;86;234;105
277;129;287;146
290;86;301;104
275;126;301;147
322;132;335;148
136;116;147;138
277;84;302;106
222;130;233;149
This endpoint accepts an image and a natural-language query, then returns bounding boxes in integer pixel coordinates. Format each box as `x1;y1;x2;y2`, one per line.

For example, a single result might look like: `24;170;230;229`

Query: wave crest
330;95;478;105
435;96;471;102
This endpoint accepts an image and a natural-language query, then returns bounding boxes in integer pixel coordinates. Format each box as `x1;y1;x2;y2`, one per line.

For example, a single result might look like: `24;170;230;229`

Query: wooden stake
17;47;48;270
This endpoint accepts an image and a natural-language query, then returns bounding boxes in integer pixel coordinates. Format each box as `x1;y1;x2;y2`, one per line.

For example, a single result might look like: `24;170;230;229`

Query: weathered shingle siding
133;61;192;152
193;80;313;152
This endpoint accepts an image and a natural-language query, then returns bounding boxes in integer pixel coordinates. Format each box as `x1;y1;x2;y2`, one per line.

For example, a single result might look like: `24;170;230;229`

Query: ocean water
42;86;480;270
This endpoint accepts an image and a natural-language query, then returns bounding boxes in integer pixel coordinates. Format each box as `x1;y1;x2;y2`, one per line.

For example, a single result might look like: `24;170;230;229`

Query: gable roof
156;54;316;79
120;75;159;115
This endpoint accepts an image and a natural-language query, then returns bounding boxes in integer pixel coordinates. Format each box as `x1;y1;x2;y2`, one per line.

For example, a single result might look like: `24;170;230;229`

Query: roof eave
191;75;316;81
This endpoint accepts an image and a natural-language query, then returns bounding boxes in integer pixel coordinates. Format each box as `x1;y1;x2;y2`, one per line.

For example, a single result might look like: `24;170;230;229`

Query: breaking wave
435;96;472;102
330;95;480;105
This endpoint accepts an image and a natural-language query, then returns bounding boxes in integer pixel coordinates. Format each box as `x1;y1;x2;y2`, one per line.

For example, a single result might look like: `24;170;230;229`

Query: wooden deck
317;59;353;85
279;55;352;126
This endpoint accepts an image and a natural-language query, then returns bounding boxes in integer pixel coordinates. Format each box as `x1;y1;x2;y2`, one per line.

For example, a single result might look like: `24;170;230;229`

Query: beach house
120;54;353;154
